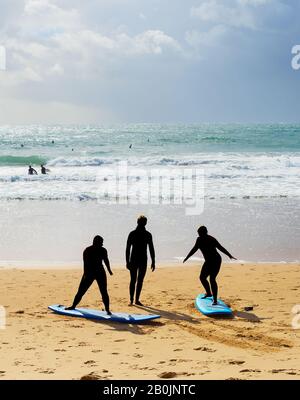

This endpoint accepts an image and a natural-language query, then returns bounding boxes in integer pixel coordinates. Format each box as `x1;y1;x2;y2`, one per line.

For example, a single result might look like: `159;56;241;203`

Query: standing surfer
183;226;236;305
126;215;155;306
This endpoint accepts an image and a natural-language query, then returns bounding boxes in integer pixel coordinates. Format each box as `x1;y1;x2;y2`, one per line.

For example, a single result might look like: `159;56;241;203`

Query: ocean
0;123;299;265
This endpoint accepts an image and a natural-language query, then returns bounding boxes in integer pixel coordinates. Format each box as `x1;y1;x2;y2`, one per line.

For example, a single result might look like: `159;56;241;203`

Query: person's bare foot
135;301;144;306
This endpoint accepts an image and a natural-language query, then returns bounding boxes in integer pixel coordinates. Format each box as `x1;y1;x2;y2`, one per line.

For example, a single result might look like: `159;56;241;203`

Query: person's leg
95;271;111;315
135;265;147;305
200;263;212;298
210;259;221;305
66;274;94;309
129;267;138;305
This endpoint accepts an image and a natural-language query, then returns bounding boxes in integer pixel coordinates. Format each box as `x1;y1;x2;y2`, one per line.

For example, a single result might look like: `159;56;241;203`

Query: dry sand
0;263;300;380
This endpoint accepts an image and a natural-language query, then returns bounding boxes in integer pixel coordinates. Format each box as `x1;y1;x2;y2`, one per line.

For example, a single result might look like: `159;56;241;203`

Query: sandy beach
1;263;300;380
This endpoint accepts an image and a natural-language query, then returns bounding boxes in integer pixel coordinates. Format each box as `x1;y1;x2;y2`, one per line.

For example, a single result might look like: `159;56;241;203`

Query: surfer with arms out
183;226;236;305
66;236;113;315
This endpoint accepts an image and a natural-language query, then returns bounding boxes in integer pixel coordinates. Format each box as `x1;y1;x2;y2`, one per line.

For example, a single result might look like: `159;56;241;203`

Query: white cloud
24;0;80;29
1;1;181;86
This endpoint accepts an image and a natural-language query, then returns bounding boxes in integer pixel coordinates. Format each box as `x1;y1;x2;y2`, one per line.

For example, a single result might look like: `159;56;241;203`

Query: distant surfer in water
41;165;50;174
183;226;236;305
126;215;155;306
66;236;113;315
28;165;38;175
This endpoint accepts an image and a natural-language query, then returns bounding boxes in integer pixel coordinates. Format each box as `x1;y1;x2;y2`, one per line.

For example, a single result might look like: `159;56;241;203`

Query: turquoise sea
0;124;299;265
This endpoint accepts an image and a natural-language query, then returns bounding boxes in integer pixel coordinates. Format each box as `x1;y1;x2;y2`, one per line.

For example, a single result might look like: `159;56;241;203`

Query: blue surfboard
195;295;232;316
48;305;160;323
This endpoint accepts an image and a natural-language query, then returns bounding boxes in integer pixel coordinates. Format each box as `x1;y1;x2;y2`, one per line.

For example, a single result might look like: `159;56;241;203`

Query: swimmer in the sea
28;165;38;175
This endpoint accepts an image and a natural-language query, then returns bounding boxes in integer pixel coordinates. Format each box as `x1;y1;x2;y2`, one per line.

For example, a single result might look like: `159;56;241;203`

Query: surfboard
48;305;160;323
195;294;232;316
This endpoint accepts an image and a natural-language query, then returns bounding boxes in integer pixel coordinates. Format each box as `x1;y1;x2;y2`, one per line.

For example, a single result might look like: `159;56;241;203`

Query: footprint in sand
91;350;102;353
158;372;178;379
270;369;291;374
173;349;183;352
240;369;261;373
84;360;96;365
229;360;245;365
39;369;55;374
80;373;101;380
193;347;216;353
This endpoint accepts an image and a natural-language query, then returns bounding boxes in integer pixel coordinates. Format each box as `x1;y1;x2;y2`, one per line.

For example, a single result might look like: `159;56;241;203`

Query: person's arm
148;234;155;272
215;240;236;260
83;249;88;275
126;233;132;270
34;169;38;175
103;249;113;275
183;239;199;263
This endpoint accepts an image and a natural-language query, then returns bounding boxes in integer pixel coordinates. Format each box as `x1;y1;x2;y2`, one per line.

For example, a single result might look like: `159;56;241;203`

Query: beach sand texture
0;263;300;380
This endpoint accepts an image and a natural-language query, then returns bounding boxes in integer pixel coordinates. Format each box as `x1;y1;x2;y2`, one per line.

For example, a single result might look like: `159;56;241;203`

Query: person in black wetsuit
28;165;38;175
41;165;50;174
66;236;113;315
183;226;236;305
126;215;155;306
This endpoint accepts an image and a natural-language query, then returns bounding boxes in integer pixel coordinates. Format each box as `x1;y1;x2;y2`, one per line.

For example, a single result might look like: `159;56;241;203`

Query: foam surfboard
195;294;232;316
48;304;160;323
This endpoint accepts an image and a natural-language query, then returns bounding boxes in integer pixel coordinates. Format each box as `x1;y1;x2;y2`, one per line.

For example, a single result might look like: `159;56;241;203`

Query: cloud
0;0;299;123
1;0;181;86
52;29;181;57
190;0;274;30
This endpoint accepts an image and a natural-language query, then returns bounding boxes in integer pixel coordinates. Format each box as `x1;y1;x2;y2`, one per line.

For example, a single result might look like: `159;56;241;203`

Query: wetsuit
71;245;110;312
126;227;155;303
196;235;222;301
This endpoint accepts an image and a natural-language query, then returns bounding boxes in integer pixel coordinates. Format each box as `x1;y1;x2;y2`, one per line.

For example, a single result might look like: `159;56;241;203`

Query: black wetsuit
196;235;223;301
126;227;154;303
71;245;110;311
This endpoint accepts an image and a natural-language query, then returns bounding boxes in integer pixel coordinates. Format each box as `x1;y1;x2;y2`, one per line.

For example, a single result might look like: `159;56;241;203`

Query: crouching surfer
66;235;113;315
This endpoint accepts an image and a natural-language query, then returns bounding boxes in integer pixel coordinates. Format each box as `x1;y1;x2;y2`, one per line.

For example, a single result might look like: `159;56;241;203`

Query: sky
0;0;299;124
